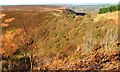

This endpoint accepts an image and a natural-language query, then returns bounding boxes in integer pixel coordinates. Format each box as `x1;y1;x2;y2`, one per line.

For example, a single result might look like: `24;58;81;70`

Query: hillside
1;6;119;71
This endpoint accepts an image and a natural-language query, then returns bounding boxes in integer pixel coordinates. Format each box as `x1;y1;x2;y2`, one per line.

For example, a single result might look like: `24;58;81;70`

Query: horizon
0;0;120;5
0;3;118;6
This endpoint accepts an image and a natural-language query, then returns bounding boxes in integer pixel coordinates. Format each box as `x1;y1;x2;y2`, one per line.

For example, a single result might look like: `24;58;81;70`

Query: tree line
99;5;120;14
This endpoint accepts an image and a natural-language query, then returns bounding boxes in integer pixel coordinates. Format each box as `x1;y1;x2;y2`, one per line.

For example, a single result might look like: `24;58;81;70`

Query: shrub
99;5;120;14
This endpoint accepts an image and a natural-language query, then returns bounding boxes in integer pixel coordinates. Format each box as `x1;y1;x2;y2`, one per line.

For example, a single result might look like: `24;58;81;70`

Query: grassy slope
1;10;119;70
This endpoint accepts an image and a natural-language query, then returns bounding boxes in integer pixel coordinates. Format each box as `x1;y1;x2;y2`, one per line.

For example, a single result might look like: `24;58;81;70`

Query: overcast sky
0;0;120;5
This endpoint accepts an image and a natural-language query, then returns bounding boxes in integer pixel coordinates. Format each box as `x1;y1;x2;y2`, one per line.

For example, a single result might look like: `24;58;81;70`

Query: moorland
0;5;120;71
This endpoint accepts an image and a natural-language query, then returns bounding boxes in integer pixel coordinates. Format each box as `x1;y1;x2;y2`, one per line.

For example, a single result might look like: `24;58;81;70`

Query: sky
0;0;120;5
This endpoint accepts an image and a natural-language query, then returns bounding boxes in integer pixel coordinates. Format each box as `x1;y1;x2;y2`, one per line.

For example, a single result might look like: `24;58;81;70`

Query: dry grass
1;7;119;70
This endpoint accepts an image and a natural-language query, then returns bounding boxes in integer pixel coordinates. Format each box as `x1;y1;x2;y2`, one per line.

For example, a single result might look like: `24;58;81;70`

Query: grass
2;9;119;70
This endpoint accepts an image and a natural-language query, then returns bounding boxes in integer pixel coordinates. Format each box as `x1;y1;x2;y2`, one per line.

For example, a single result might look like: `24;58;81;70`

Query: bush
99;5;120;14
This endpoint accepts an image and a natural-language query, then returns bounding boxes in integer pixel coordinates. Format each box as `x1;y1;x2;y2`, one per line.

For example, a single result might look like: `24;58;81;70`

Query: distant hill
65;4;117;13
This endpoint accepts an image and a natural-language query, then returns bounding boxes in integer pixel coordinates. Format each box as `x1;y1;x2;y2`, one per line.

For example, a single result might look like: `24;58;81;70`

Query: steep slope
1;7;119;71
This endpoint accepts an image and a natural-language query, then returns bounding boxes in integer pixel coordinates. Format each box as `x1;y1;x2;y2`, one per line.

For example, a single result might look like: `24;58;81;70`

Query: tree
99;5;120;14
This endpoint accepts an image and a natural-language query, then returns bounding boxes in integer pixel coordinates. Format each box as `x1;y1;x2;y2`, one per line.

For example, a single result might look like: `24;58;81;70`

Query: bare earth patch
1;18;15;27
0;14;6;18
4;18;15;23
1;23;9;27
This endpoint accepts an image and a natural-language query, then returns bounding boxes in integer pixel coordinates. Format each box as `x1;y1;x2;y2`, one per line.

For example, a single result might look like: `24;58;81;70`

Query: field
0;5;120;71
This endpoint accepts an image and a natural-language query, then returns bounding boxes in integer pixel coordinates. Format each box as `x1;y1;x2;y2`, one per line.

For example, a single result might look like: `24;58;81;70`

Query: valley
0;5;119;71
